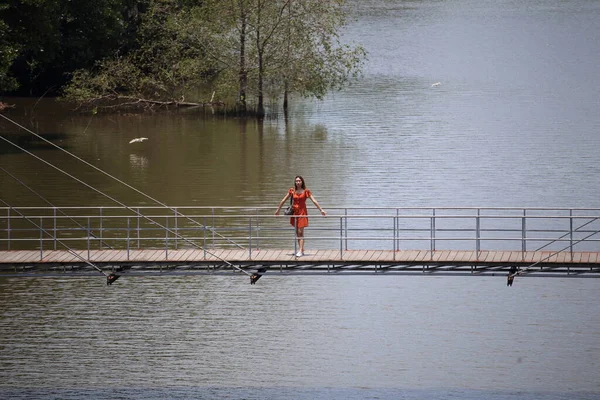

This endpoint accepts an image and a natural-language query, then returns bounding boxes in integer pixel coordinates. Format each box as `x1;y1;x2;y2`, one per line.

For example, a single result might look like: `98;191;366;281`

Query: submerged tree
190;0;365;116
273;0;366;113
62;0;366;115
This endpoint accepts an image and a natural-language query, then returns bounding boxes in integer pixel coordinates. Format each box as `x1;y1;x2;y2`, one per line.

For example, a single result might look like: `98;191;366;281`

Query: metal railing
1;207;599;259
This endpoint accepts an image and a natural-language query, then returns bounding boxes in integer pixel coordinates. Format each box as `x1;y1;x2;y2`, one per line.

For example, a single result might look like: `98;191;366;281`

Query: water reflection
0;131;72;155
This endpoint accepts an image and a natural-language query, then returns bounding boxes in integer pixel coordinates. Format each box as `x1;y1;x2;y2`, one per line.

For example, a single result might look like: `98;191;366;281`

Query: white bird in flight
129;137;148;144
431;82;441;87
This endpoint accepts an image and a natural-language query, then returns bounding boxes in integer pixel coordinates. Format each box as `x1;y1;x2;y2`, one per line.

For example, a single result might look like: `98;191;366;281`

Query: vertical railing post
126;216;130;260
339;216;344;259
521;209;527;254
174;207;178;250
569;209;574;261
344;208;348;251
396;208;400;254
211;208;215;248
476;208;481;256
99;207;103;250
39;217;43;260
53;207;57;250
203;216;207;259
393;214;397;261
430;209;436;253
165;215;169;260
87;216;91;260
248;216;252;260
6;207;10;251
136;208;140;249
255;215;260;250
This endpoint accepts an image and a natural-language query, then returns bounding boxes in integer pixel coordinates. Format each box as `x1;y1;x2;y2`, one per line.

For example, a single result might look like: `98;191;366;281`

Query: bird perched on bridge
250;267;267;284
107;273;121;285
507;266;519;286
129;137;148;144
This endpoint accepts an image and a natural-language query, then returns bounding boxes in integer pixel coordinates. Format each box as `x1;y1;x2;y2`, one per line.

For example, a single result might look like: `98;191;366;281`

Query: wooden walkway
1;249;600;277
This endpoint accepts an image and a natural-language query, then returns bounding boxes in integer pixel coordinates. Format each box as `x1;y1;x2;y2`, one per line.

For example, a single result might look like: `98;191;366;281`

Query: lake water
1;276;599;400
1;0;600;399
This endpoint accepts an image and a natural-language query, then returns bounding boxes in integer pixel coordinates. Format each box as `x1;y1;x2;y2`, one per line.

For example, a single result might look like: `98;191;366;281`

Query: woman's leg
296;227;305;253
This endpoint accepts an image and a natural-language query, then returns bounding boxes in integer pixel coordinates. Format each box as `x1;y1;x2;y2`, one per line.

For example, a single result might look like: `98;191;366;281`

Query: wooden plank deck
0;249;599;271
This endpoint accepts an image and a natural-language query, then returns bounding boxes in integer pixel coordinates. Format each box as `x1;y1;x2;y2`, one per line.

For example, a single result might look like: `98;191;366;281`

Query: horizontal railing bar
1;229;597;235
0;226;595;233
7;231;596;237
3;206;600;211
11;236;600;243
2;214;600;221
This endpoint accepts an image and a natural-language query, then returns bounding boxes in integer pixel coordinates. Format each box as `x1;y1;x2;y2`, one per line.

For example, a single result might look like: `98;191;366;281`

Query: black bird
250;267;267;285
107;273;121;286
507;266;518;287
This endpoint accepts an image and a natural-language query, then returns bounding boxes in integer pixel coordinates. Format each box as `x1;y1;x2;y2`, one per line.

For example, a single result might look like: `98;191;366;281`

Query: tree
190;0;365;116
0;0;139;95
274;0;366;111
0;3;19;92
61;0;366;115
63;0;217;110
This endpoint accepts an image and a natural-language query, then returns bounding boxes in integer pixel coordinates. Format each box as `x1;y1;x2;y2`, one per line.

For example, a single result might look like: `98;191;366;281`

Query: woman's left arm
309;194;327;216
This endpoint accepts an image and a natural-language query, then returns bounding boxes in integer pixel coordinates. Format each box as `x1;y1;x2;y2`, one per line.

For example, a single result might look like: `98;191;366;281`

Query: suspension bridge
1;206;599;282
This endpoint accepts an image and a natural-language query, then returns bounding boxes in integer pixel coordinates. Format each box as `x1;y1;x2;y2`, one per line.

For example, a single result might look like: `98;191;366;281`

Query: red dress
289;188;311;228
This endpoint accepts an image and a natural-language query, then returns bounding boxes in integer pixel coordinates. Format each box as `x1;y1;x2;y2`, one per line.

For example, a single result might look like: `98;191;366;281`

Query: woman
275;176;326;257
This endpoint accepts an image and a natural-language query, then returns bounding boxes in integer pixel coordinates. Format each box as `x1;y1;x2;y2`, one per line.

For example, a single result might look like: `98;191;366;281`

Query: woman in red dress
275;176;327;257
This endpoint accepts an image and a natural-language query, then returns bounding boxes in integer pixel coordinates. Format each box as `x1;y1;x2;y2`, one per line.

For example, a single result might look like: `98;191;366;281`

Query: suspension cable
535;215;599;252
0;132;251;277
1;166;115;250
0;112;244;249
513;229;600;277
510;213;600;278
0;197;108;277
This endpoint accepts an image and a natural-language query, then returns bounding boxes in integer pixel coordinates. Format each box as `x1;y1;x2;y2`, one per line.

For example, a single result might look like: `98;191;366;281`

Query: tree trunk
256;3;265;119
283;82;289;113
257;52;265;118
238;1;247;114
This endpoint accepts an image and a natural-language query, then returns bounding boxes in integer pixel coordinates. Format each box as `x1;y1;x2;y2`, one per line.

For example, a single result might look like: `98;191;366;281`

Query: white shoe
295;251;304;257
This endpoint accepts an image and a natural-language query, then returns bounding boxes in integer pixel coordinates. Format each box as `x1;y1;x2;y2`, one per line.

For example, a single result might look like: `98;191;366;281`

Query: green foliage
61;0;366;114
132;0;213;98
1;0;135;94
63;0;217;108
0;3;19;91
181;0;366;114
2;0;365;109
62;57;140;103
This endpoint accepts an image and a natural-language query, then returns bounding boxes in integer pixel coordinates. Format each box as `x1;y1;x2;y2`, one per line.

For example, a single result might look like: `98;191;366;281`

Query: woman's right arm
275;192;291;215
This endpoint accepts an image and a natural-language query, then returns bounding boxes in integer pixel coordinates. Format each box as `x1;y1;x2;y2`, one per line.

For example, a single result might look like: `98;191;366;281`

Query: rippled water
1;0;600;399
1;276;599;399
1;1;599;210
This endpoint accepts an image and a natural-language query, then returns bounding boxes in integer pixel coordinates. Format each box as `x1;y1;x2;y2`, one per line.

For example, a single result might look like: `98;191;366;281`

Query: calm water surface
1;0;600;398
